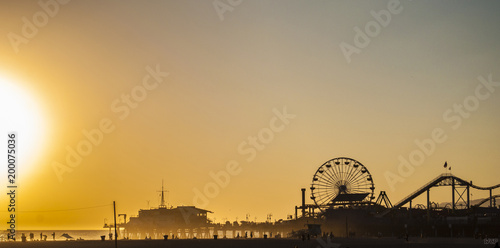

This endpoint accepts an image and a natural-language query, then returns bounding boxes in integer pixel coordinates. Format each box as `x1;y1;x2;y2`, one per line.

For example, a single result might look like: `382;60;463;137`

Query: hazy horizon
1;0;499;230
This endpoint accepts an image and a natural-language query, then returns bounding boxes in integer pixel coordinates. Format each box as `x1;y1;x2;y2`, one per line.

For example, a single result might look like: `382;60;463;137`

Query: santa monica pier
105;157;500;240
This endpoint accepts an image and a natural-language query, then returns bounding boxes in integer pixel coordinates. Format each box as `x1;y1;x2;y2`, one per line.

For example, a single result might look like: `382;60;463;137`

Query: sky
0;0;499;230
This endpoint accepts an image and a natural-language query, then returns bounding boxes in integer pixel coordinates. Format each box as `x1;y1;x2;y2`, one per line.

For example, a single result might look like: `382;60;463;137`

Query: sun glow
0;75;48;180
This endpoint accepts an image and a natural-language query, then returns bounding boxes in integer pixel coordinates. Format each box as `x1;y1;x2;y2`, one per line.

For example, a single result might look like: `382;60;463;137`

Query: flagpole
113;201;118;248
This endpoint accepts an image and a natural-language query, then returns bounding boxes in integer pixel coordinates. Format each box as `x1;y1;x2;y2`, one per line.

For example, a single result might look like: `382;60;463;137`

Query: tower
158;180;168;209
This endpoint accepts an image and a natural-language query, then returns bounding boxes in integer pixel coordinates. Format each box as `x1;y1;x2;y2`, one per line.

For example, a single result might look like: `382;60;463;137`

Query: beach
0;237;496;248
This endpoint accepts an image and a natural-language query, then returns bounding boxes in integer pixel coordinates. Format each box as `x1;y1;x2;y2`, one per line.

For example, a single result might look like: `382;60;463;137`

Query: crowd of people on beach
20;232;56;242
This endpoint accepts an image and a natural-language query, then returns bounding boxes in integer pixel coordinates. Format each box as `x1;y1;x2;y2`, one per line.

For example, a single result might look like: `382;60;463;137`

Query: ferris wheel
310;157;375;211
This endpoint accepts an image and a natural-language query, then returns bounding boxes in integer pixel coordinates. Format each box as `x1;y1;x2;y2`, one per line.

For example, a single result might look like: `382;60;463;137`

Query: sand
0;237;495;248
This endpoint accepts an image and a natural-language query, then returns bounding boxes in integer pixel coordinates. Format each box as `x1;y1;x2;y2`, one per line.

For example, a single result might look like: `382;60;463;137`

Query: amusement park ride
296;156;500;218
292;156;500;237
111;156;500;239
295;157;377;218
311;157;375;210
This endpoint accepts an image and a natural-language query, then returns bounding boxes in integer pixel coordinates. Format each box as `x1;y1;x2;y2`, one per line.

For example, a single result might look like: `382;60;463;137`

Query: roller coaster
475;194;500;207
295;157;500;237
117;157;500;239
379;173;500;216
301;157;500;215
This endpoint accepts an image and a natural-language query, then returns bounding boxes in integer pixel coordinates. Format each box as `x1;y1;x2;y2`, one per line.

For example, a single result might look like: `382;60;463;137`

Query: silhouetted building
126;206;212;230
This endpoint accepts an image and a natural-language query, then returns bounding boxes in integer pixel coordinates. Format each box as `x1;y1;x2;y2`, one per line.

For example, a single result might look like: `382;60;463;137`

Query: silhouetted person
40;232;43;240
250;232;253;238
29;233;34;241
245;232;248;238
21;233;27;242
109;233;113;240
52;232;55;241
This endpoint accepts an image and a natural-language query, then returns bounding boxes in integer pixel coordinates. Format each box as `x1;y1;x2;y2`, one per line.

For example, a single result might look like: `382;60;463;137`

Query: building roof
332;193;369;202
175;206;213;213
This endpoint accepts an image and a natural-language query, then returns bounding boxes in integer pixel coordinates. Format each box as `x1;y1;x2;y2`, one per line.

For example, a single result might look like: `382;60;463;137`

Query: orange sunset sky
1;0;499;230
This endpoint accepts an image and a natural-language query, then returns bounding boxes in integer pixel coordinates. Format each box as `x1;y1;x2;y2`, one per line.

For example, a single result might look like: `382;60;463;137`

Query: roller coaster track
378;173;500;217
474;194;500;207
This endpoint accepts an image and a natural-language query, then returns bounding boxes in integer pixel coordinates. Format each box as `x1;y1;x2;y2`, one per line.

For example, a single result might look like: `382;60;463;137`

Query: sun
0;75;47;180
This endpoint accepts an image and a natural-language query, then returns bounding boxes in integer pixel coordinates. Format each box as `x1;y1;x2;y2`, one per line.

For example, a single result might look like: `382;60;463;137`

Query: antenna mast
158;180;168;209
